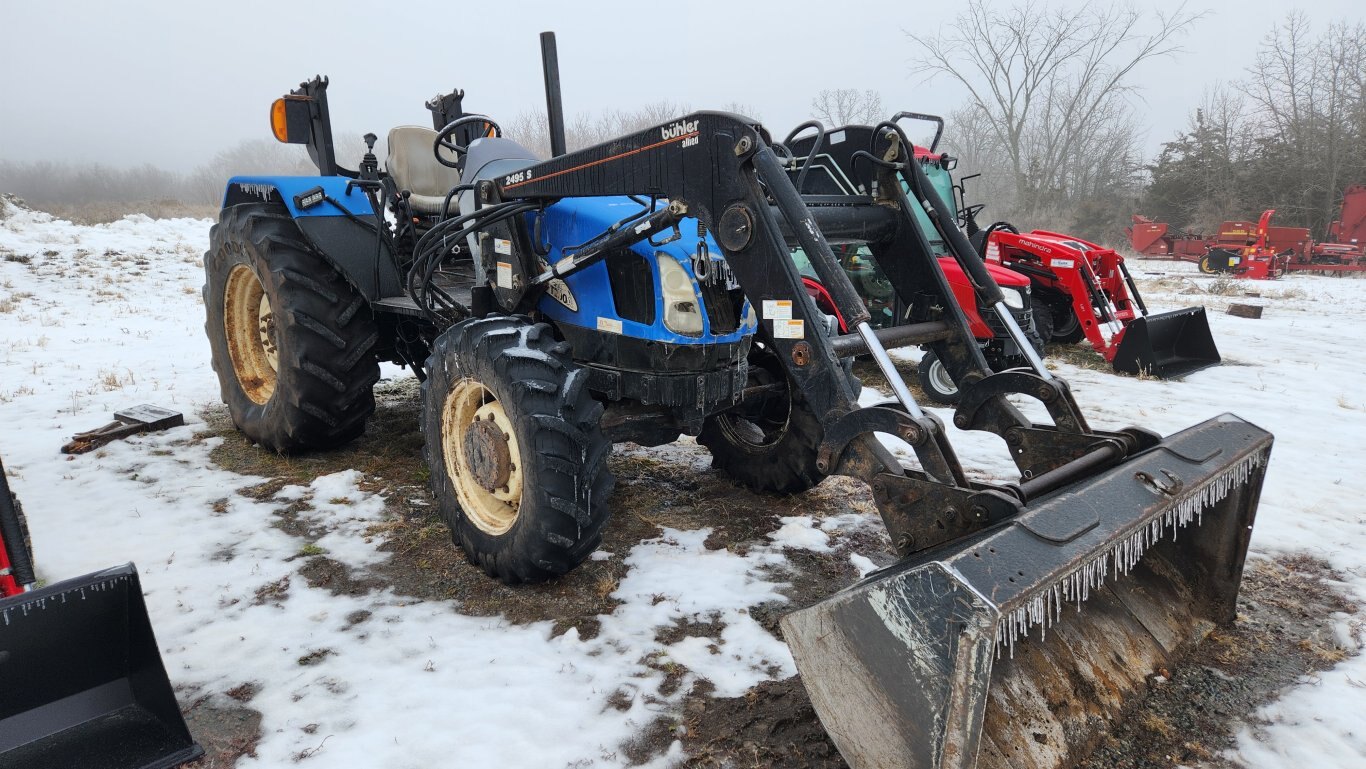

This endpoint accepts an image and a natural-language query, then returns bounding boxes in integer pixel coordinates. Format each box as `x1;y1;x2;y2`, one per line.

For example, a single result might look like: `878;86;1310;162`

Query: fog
1;0;1360;171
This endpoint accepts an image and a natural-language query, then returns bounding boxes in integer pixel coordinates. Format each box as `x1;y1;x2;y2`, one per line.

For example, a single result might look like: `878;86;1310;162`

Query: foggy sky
2;0;1362;172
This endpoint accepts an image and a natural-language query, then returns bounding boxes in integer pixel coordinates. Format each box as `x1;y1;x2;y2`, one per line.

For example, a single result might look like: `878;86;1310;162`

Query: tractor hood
937;255;1030;288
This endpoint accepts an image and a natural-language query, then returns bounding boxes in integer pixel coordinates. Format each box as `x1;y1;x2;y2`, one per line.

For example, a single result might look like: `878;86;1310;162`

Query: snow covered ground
1;199;1364;767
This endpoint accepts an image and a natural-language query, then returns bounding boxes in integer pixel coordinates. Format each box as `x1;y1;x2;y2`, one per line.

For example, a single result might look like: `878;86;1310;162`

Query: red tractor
793;112;1218;384
971;223;1221;378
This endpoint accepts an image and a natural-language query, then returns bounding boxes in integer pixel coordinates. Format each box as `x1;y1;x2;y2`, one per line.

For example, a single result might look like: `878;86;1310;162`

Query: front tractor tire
916;349;962;405
1047;300;1085;344
204;204;380;453
698;345;829;495
422;317;614;584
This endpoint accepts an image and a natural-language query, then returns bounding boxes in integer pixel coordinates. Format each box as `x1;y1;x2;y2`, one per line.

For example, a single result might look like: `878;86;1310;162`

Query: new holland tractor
203;34;1273;769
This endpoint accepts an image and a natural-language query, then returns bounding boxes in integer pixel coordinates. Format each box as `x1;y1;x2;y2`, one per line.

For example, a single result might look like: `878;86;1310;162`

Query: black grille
699;283;743;334
606;249;655;325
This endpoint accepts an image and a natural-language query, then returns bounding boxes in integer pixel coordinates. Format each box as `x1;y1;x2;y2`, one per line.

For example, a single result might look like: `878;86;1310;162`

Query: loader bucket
1111;306;1221;378
782;414;1271;769
0;563;202;769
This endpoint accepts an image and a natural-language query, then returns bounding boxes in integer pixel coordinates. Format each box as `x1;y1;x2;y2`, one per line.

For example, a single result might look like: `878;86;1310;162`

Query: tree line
3;4;1361;249
1146;13;1365;236
909;3;1365;244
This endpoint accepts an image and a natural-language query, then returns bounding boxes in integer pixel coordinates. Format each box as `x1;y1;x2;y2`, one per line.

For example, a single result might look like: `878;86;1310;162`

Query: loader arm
489;113;1153;553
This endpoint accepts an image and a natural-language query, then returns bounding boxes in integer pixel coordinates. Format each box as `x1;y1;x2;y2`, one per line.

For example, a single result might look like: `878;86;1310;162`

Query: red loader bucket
0;564;202;769
1111;306;1221;378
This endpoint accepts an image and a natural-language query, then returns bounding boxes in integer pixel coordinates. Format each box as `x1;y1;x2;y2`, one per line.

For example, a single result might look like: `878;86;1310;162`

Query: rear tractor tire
422;317;614;584
204;204;380;453
2;488;33;594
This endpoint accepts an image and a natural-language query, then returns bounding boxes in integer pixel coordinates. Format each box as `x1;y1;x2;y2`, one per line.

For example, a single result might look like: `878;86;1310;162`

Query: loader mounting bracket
954;370;1089;435
817;403;967;487
870;473;1021;555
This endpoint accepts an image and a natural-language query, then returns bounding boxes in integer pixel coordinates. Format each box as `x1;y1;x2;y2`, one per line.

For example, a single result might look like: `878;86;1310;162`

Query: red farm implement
1130;186;1366;277
1127;215;1211;260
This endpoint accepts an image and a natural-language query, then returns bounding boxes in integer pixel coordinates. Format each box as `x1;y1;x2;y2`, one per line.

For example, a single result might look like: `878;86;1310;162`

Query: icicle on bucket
1111;307;1221;378
0;564;202;769
782;414;1272;769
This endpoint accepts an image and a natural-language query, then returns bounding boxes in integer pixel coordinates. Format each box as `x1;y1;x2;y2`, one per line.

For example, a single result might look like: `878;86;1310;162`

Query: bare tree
1239;13;1366;233
720;102;763;123
908;0;1199;219
504;102;693;157
809;89;885;126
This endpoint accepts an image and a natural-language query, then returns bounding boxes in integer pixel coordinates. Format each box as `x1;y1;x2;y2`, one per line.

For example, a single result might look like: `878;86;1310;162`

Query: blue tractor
203;34;1273;769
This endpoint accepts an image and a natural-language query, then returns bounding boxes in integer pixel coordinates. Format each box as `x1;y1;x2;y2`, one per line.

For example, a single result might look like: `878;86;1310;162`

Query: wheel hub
442;381;524;536
223;263;278;405
928;358;958;396
463;418;512;491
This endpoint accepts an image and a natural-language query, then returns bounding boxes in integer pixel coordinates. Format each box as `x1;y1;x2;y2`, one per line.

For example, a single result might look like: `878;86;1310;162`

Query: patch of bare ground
180;693;262;769
198;377;876;641
1076;554;1358;769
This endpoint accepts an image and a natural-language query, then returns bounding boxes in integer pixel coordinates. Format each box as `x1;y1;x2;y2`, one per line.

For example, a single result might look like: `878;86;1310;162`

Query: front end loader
203;35;1272;769
981;226;1222;377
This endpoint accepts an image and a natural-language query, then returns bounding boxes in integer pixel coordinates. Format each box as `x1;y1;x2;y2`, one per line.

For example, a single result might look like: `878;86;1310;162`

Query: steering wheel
434;115;502;168
982;221;1019;238
970;220;1019;257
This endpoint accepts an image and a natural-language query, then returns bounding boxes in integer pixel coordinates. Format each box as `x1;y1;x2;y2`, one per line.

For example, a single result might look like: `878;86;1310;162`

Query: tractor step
374;273;472;317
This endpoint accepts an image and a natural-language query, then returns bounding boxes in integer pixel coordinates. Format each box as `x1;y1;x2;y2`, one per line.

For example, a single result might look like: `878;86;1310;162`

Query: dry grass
1205;277;1247;296
34;199;218;225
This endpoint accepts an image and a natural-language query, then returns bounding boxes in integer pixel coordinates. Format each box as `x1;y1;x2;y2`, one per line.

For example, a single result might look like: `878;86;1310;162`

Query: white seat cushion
386;126;462;215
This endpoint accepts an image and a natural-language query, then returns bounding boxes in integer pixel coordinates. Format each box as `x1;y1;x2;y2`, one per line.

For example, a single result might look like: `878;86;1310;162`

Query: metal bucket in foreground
0;564;202;769
782;414;1272;769
1111;307;1221;378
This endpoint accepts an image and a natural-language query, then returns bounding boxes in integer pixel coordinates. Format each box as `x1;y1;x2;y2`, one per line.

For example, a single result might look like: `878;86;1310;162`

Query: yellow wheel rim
224;264;278;405
442;380;523;535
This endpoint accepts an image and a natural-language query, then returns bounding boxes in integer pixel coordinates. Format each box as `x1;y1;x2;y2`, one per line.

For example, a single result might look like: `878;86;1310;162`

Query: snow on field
1;198;1365;767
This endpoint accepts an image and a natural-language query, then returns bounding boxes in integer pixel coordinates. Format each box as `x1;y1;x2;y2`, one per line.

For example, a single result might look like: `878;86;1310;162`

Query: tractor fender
221;176;402;301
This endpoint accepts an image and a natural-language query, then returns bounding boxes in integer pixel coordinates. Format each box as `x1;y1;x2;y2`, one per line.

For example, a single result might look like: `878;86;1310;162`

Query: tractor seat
386;125;462;216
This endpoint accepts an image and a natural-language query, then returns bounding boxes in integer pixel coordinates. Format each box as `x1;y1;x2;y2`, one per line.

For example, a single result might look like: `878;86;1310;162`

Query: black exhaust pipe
539;31;567;157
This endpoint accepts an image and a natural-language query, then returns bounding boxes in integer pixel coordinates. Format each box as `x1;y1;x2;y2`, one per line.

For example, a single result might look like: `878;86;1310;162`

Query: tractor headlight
658;254;704;336
1001;286;1026;310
